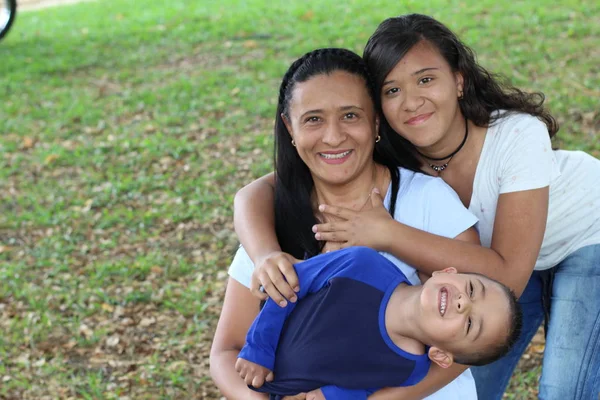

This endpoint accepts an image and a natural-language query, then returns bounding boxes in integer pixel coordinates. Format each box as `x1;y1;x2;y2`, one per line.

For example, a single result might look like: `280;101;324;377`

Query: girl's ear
428;346;454;369
455;72;465;97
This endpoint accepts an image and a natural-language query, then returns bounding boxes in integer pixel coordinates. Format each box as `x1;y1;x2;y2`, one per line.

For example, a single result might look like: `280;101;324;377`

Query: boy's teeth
320;150;351;159
440;290;447;316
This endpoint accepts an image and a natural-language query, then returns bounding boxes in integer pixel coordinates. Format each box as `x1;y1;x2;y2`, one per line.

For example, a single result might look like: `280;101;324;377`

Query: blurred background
0;0;598;398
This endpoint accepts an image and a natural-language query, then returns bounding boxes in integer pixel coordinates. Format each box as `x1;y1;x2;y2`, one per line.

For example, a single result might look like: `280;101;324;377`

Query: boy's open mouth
439;287;448;317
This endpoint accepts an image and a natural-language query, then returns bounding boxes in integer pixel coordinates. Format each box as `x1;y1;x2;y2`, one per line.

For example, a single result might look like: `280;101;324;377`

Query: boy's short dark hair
452;274;523;366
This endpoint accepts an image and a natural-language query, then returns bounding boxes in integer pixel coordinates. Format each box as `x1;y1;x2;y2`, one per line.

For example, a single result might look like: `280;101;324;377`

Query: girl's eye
385;87;400;95
467;317;472;334
469;281;474;298
419;77;433;84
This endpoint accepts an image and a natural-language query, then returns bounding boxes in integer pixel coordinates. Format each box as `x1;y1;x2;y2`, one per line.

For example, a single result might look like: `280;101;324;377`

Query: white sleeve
228;245;254;288
498;116;560;194
422;178;478;238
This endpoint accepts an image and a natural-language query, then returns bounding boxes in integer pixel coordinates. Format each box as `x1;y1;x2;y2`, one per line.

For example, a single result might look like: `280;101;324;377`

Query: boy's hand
235;358;274;388
306;388;326;400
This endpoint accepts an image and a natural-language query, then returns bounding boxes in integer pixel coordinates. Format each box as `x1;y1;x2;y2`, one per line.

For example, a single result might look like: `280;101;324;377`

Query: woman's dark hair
363;13;558;143
274;48;421;260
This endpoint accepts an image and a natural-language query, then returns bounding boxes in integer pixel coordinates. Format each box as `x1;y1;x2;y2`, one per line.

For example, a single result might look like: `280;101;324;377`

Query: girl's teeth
320;150;351;159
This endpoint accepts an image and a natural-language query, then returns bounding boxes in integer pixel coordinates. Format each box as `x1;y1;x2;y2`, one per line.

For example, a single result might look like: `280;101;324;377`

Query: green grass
0;0;598;398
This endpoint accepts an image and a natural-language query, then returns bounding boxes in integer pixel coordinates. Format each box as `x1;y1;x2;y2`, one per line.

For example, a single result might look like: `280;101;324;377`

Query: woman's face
380;41;464;150
284;71;379;187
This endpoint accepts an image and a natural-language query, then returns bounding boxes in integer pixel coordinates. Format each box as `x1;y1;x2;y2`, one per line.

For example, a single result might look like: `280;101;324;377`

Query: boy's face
419;268;510;364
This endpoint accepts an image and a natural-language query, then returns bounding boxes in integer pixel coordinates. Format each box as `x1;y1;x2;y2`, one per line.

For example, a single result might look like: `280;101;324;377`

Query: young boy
235;246;522;400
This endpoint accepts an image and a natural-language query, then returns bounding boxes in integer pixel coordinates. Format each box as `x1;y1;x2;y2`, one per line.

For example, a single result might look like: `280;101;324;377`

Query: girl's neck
418;112;468;161
312;163;389;213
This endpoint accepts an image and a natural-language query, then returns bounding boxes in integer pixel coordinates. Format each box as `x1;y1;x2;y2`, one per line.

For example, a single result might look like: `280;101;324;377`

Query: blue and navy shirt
239;247;430;400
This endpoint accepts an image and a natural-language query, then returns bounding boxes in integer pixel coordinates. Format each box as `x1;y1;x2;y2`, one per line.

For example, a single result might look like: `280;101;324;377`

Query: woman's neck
312;163;388;213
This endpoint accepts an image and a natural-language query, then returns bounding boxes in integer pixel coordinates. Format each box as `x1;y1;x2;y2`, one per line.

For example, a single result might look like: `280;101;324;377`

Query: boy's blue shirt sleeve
321;385;374;399
238;247;390;370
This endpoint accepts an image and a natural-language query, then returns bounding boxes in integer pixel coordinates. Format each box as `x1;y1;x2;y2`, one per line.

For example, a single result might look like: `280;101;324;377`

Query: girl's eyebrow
411;67;439;76
382;67;440;86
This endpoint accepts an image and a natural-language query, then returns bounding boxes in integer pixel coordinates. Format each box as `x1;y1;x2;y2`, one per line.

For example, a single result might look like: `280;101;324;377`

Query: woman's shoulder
396;168;456;199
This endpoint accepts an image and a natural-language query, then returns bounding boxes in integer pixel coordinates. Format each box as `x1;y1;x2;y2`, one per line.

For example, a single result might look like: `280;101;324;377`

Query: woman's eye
419;77;433;84
305;116;320;123
343;112;357;119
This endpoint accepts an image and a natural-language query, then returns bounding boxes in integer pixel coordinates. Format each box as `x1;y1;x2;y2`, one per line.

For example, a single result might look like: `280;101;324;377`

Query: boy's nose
456;293;471;313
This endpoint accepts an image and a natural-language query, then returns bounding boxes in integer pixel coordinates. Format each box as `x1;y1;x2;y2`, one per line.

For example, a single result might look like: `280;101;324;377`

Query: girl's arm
209;278;269;400
234;173;278;263
234;173;301;305
317;187;549;296
368;364;469;400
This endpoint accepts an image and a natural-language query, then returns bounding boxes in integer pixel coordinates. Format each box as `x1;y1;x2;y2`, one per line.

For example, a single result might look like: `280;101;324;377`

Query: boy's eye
469;281;474;298
467;317;472;334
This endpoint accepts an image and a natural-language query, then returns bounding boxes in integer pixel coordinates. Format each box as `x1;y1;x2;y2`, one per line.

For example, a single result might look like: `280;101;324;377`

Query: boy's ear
428;346;454;369
431;267;458;276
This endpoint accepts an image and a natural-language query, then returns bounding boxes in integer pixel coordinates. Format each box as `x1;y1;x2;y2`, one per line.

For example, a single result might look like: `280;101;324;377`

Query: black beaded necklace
417;117;469;172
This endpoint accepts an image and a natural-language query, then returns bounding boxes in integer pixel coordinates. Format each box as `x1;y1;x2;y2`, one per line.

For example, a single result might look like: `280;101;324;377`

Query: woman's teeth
320;150;352;159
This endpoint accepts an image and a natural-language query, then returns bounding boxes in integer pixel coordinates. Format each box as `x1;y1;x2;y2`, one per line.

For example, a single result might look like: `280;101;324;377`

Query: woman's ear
281;113;293;138
428;346;454;369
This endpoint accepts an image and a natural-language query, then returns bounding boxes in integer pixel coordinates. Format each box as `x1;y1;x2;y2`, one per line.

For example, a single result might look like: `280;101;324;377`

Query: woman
211;48;481;399
237;14;600;400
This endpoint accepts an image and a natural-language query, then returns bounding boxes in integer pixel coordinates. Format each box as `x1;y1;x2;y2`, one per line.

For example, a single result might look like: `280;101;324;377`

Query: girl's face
283;71;379;187
380;41;464;151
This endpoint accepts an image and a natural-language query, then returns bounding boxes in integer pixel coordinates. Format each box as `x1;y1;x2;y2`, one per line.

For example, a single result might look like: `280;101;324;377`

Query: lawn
0;0;598;399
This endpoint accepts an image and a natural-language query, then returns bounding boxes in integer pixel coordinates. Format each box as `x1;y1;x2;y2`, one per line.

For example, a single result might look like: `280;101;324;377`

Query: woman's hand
250;251;302;307
313;189;394;251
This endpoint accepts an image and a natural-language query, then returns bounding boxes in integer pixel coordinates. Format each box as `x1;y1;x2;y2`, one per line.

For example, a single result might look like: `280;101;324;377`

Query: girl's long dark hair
363;14;558;141
274;48;421;260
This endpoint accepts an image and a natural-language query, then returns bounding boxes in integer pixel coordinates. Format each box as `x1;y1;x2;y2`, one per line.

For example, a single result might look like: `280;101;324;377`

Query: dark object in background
0;0;16;41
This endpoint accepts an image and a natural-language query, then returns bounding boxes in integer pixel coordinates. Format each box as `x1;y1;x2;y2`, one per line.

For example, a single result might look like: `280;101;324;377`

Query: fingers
251;374;265;388
314;230;349;243
266;370;274;382
266;267;296;306
250;274;269;300
370;187;384;207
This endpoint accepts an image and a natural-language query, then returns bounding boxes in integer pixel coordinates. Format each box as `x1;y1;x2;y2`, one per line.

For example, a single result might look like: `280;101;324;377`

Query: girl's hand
313;189;393;251
250;251;302;307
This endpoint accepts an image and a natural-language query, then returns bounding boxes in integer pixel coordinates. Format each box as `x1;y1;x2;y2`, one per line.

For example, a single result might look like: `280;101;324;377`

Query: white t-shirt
470;111;600;270
228;168;479;400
